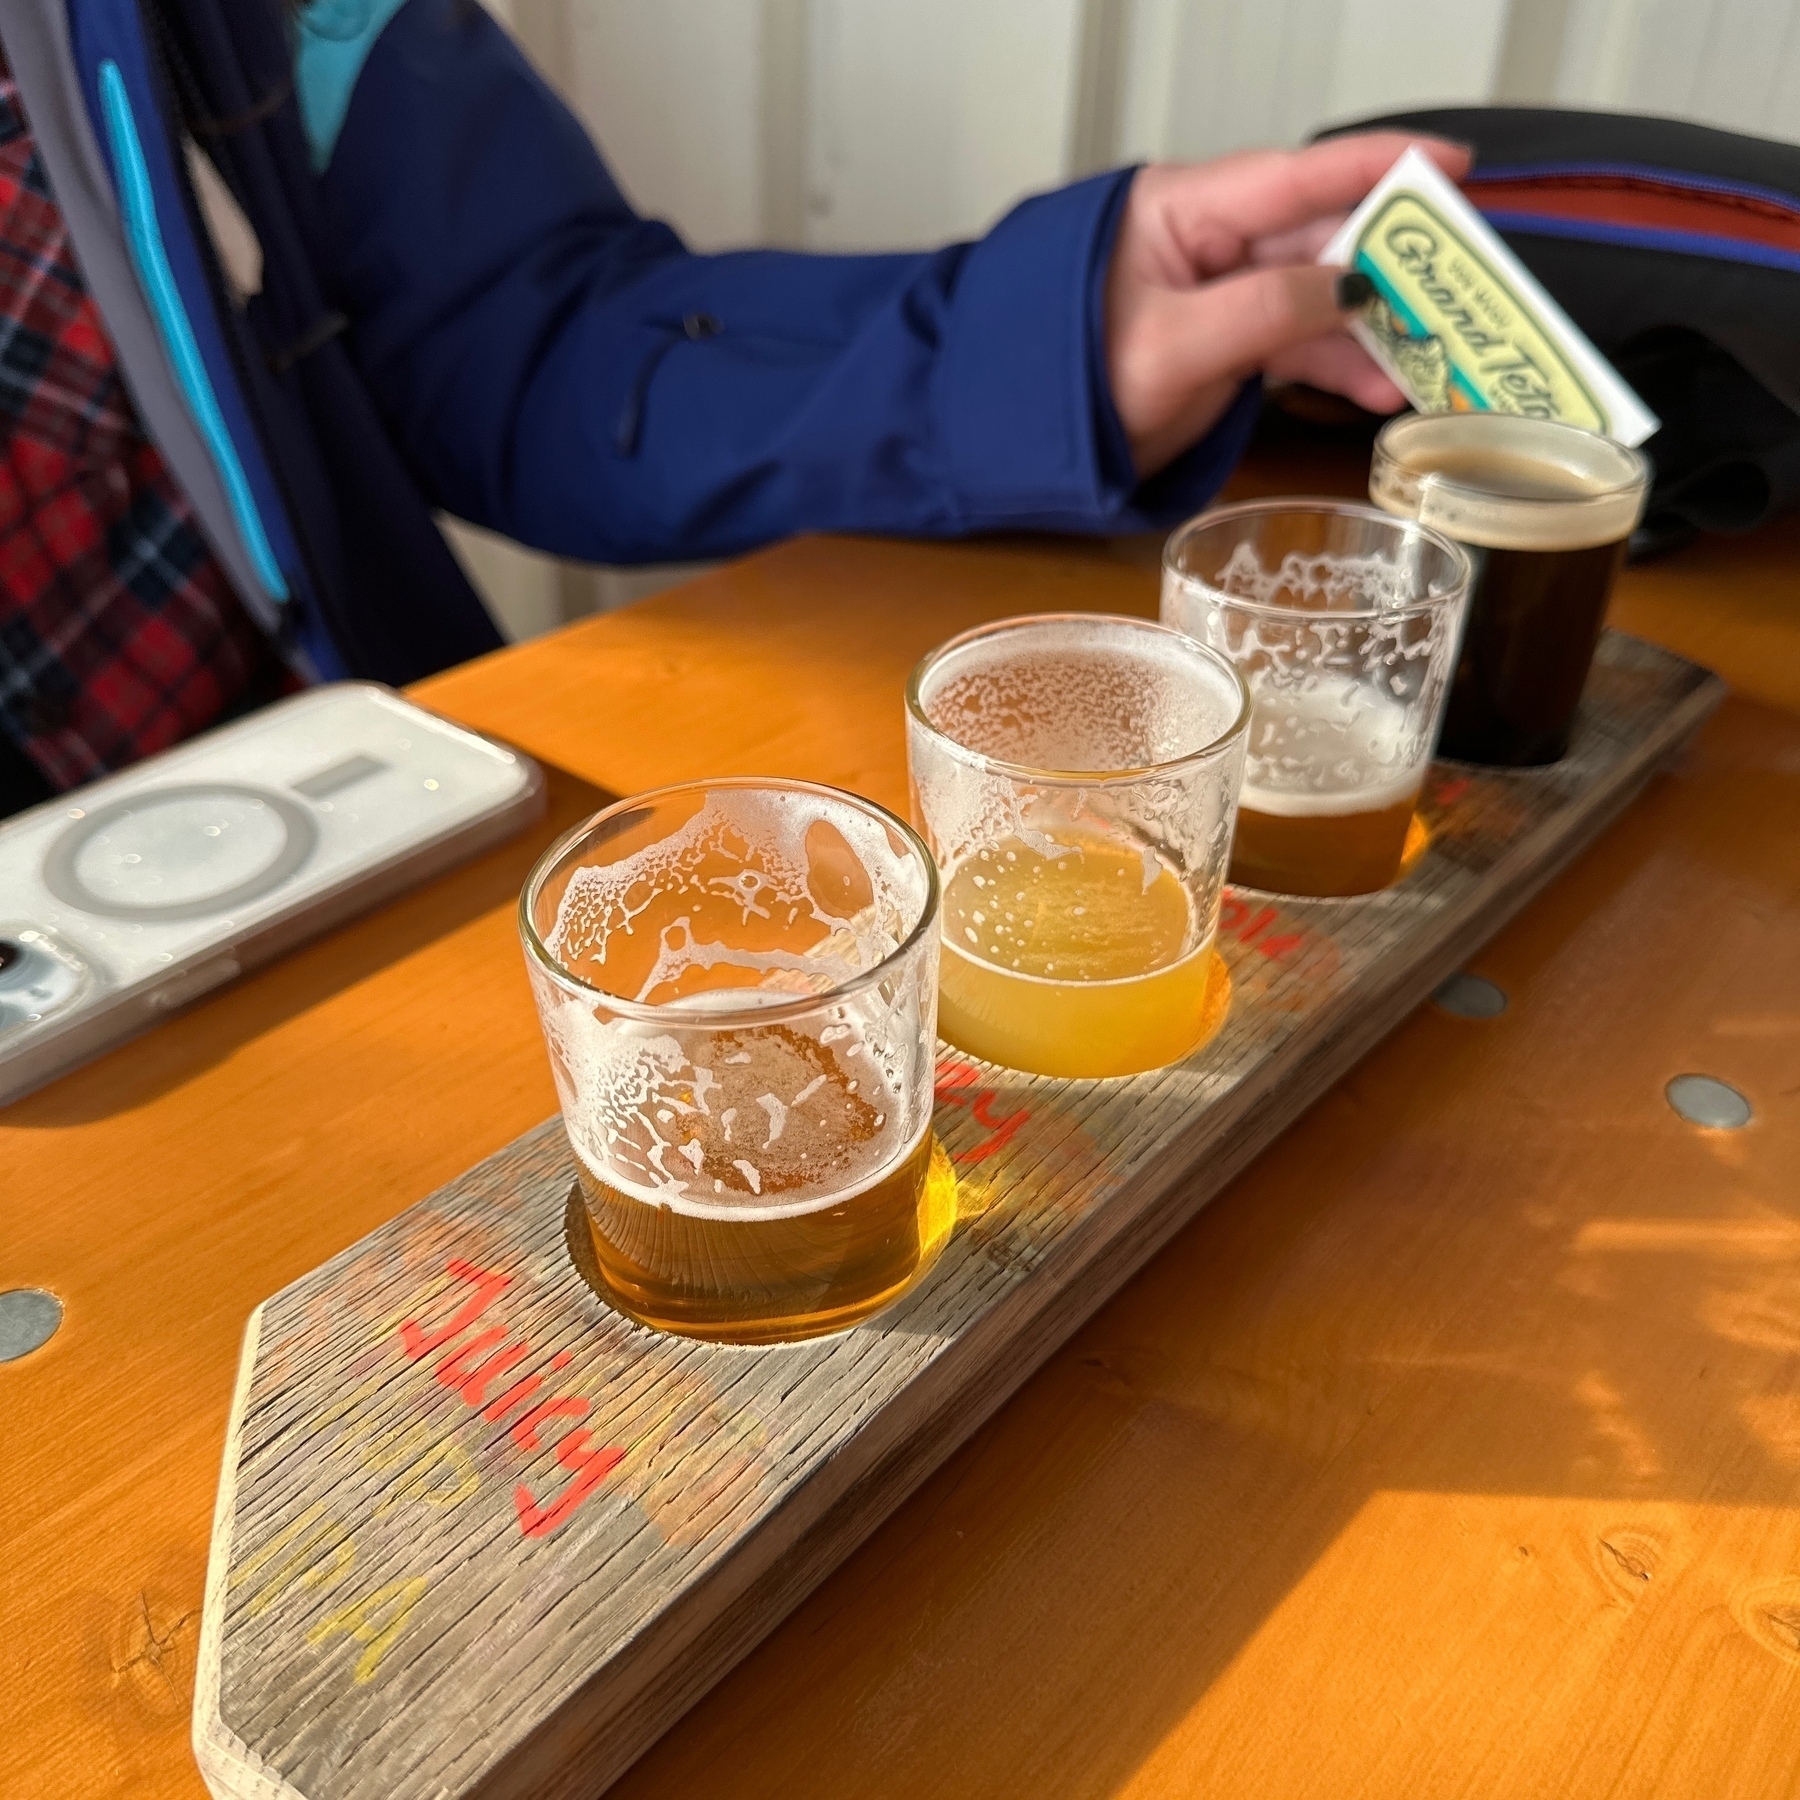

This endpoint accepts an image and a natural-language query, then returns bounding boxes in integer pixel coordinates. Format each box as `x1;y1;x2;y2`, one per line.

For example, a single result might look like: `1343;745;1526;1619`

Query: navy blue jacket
35;0;1257;687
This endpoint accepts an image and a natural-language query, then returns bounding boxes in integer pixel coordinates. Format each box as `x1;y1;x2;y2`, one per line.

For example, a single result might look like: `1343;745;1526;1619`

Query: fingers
1145;132;1472;271
1247;215;1348;267
1266;333;1407;413
1107;134;1472;471
1109;264;1369;474
1214;132;1471;237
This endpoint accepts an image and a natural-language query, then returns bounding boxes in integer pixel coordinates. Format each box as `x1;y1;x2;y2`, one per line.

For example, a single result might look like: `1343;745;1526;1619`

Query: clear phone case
0;683;545;1105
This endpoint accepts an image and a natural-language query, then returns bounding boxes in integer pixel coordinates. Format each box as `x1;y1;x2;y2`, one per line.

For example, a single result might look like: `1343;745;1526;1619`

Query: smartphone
0;683;545;1105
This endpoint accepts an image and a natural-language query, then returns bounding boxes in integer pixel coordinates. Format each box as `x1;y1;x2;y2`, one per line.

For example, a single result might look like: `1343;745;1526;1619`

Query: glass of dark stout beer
1162;500;1469;899
1370;413;1652;766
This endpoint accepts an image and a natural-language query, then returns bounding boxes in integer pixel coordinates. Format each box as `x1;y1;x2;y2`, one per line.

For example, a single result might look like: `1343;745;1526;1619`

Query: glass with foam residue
519;779;954;1344
906;613;1249;1080
1161;499;1471;899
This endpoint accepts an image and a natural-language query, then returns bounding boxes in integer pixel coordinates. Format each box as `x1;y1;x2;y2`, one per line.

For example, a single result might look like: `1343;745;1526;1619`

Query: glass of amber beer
1162;499;1470;898
906;613;1249;1079
1370;412;1652;766
520;779;955;1344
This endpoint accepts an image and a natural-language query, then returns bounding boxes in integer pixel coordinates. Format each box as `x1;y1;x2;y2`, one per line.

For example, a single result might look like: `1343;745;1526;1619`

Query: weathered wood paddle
193;632;1723;1800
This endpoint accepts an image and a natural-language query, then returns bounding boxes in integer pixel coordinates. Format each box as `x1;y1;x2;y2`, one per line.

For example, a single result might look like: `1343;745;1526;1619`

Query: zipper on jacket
615;312;722;454
97;58;292;605
135;10;361;678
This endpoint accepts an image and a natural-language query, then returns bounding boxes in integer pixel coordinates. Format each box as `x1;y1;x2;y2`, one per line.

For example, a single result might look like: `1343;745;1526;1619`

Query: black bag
1325;107;1800;549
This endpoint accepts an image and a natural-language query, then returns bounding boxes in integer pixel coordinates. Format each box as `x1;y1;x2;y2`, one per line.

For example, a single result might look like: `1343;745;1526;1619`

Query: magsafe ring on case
41;783;320;922
0;683;546;1105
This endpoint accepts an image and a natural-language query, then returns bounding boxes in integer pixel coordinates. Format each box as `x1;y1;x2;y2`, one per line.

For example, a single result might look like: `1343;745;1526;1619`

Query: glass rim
1161;496;1473;622
518;775;941;1027
904;610;1252;787
1372;409;1653;511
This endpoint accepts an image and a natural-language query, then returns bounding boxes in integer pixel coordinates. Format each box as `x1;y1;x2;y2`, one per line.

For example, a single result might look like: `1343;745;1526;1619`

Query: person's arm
318;0;1462;565
320;0;1225;563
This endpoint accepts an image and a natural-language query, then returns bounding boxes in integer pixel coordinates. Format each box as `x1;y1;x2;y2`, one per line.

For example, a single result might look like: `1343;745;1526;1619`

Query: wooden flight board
194;632;1724;1800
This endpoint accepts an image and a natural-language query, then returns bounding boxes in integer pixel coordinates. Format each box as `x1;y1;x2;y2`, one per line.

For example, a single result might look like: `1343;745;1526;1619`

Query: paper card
1320;146;1659;446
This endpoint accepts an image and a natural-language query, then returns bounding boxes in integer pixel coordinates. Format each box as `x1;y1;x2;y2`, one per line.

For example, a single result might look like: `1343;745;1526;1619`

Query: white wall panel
560;0;769;249
1628;0;1800;137
1325;0;1512;121
1116;0;1183;161
1119;0;1511;164
1766;16;1800;137
1119;0;1800;150
1552;0;1800;140
1549;0;1638;106
802;0;1084;249
1620;0;1721;115
1154;0;1342;161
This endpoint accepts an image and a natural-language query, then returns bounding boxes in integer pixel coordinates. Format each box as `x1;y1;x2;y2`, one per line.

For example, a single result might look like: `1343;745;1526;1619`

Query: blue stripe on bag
1473;161;1800;214
1481;207;1800;276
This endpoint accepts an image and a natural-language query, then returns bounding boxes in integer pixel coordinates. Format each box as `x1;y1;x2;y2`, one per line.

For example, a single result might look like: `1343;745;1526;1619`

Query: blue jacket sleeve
322;0;1258;565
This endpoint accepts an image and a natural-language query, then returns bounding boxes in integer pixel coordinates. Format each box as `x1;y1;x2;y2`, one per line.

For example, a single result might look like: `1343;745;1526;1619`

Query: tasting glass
1162;499;1470;898
905;612;1249;1079
520;778;953;1344
1370;411;1651;766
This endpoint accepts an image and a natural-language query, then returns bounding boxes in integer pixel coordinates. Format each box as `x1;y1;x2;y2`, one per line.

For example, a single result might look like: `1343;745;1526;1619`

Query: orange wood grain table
5;456;1799;1800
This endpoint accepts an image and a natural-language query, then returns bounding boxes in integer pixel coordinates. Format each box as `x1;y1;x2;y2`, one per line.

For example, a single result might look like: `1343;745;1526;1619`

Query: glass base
938;946;1232;1079
1226;810;1434;900
576;1136;958;1345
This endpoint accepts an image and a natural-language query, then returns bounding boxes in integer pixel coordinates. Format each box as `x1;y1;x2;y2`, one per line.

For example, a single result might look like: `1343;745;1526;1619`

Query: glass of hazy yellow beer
519;779;955;1344
1161;500;1470;898
906;613;1249;1079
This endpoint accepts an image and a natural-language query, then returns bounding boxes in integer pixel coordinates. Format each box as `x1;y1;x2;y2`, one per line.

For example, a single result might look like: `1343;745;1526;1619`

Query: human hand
1103;132;1472;475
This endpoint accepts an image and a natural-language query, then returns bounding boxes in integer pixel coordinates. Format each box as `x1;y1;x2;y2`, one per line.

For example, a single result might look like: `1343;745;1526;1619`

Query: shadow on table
5;759;614;1128
607;705;1800;1800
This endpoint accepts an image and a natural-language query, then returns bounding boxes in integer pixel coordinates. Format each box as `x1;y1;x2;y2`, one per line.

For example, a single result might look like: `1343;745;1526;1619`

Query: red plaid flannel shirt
0;68;281;793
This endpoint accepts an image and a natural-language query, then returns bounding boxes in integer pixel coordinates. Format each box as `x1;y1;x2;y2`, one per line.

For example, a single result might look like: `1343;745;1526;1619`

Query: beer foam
1237;674;1428;813
549;999;921;1222
1239;770;1420;817
1206;542;1428;615
574;1115;930;1224
918;619;1241;774
1371;413;1647;553
547;787;926;1004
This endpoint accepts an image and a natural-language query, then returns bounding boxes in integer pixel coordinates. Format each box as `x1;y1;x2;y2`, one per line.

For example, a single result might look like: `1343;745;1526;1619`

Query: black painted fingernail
1335;271;1375;310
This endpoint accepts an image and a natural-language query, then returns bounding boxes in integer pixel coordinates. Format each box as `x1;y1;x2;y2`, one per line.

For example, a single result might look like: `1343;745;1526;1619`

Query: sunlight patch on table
1574;1219;1800;1260
1117;1491;1800;1800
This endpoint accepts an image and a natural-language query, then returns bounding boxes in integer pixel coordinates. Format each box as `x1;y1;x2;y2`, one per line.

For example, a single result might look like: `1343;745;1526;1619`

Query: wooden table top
5;446;1798;1799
